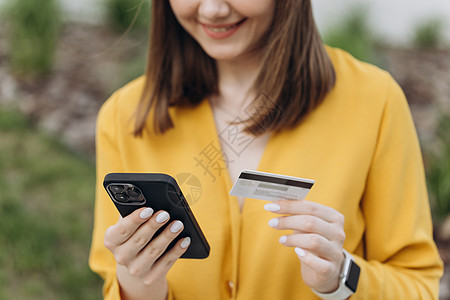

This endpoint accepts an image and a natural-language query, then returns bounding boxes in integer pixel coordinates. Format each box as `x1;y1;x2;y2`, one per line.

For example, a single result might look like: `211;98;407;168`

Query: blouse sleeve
88;85;180;300
88;91;124;299
352;76;443;299
89;91;178;300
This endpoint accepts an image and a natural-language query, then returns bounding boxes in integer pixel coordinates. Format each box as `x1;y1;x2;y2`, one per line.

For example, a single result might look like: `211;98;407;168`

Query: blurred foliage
117;46;148;88
2;0;62;76
0;108;102;299
105;0;151;88
105;0;151;33
413;18;445;50
424;115;450;224
323;6;377;64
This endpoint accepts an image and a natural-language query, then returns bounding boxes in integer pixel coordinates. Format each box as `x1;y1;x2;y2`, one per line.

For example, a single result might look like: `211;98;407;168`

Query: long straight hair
134;0;335;136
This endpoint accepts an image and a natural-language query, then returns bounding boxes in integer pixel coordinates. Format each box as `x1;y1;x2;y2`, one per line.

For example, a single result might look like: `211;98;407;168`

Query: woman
89;0;443;299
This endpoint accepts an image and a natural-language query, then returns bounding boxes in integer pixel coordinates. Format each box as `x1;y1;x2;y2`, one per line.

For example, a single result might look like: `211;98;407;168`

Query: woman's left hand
264;199;346;293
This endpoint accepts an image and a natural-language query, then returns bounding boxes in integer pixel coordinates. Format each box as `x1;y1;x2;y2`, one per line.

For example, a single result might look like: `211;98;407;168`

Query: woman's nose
198;0;231;20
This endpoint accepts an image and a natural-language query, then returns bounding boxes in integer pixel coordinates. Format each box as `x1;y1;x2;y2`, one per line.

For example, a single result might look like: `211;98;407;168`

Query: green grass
2;0;62;76
105;0;150;33
0;108;102;299
424;115;450;224
322;5;377;64
413;18;445;50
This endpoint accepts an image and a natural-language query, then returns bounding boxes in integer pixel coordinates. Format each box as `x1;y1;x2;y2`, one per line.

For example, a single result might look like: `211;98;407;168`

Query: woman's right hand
104;207;190;298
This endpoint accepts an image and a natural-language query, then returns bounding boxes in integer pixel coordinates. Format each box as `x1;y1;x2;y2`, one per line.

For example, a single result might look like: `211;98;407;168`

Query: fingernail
279;235;287;244
295;247;306;257
139;208;154;219
268;218;279;227
170;221;183;233
156;211;170;223
181;237;191;249
264;203;280;212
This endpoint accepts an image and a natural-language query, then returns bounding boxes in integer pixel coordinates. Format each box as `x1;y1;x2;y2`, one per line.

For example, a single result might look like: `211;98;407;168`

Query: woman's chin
202;47;245;62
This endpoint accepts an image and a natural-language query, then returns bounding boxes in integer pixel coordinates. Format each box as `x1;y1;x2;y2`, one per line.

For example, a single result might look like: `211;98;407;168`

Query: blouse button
226;280;234;297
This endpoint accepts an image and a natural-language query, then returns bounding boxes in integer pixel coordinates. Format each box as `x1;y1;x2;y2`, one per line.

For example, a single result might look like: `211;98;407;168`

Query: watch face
344;260;361;292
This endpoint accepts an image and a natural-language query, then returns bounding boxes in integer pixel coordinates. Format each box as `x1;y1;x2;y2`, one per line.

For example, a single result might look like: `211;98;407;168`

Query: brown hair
134;0;335;136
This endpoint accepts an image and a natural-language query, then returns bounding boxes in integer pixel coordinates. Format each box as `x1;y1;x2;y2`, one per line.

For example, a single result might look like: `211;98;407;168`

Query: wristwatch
312;249;361;300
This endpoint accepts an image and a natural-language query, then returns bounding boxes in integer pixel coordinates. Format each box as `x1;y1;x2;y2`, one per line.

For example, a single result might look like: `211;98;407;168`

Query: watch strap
312;249;358;300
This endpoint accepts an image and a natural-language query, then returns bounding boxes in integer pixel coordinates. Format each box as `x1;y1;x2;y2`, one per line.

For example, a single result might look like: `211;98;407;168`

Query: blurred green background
0;0;449;299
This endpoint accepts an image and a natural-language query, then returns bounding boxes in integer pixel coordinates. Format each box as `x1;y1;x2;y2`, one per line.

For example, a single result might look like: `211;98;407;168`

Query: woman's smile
200;18;247;39
169;0;274;61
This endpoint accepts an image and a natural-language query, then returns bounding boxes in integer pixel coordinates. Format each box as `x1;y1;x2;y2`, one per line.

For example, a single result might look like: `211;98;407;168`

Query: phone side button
183;196;191;211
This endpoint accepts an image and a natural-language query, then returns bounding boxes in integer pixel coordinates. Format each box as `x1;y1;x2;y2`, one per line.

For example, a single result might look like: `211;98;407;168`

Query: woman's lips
201;18;247;39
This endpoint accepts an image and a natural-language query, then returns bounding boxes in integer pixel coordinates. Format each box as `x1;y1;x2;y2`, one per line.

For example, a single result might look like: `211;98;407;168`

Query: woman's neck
213;55;262;110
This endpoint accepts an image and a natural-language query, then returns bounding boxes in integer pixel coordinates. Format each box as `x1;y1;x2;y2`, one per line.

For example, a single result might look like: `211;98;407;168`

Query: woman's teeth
207;23;238;32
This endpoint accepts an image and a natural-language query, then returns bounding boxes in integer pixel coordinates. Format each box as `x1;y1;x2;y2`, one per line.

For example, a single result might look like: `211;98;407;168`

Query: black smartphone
103;173;210;259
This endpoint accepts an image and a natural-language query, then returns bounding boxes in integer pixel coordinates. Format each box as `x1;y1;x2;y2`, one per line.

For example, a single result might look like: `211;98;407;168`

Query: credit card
229;169;315;201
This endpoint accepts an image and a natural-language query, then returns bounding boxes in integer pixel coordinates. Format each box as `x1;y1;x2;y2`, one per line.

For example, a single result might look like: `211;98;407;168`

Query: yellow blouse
89;48;443;299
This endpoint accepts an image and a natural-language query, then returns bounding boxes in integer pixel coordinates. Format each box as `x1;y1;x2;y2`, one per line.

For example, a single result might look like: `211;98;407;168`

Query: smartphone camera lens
128;187;141;198
108;183;145;205
110;185;123;193
114;193;129;202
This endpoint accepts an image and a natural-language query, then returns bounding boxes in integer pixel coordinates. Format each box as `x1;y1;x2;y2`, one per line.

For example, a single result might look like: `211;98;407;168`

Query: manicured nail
139;208;154;219
170;221;183;233
268;218;279;227
156;211;170;223
279;235;287;244
295;247;306;257
264;203;280;212
181;237;191;249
